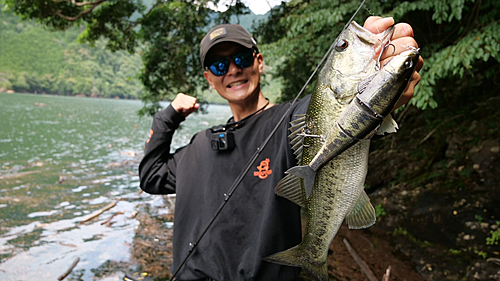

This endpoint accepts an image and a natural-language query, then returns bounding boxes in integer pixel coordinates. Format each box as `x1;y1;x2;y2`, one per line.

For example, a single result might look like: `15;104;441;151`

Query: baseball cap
200;24;259;69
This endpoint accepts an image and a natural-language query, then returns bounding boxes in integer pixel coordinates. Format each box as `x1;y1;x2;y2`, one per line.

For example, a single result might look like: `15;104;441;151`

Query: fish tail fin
286;165;316;198
264;245;329;281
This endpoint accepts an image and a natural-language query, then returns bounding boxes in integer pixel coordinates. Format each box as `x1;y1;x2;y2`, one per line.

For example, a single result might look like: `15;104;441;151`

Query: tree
253;0;500;110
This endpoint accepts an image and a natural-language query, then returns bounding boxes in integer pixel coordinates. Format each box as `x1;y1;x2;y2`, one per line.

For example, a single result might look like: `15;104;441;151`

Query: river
0;92;231;280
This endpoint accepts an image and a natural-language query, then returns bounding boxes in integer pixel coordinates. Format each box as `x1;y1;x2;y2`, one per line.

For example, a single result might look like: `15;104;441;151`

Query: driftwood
100;211;125;226
79;201;116;224
343;238;378;281
419;114;463;145
57;257;80;281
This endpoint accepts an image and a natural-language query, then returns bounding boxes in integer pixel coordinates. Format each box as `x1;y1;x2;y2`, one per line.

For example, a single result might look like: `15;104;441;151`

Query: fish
264;21;420;281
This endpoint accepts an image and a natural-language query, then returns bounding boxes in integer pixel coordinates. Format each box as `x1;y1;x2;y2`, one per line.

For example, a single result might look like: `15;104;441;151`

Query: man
139;16;423;281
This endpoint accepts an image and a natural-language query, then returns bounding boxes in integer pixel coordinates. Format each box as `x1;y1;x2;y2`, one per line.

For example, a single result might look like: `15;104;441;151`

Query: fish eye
404;60;413;69
335;39;349;52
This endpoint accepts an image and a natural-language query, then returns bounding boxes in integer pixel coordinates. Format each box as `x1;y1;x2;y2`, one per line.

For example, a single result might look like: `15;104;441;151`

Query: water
0;92;231;280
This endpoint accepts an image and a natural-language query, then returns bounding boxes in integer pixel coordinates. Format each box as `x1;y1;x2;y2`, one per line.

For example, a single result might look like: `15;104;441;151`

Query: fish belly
302;141;370;260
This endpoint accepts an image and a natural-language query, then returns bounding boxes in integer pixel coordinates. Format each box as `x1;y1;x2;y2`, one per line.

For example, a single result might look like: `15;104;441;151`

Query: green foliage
0;11;144;98
408;3;500;109
486;221;500;246
375;203;386;218
393;226;432;247
137;0;213;115
254;0;500;109
475;214;483;223
474;247;488;259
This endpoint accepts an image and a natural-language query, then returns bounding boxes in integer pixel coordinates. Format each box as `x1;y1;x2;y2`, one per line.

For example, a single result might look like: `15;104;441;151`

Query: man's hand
171;93;200;118
364;16;424;110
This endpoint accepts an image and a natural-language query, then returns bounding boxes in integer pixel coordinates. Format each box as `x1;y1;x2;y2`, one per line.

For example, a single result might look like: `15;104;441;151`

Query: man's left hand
364;16;424;110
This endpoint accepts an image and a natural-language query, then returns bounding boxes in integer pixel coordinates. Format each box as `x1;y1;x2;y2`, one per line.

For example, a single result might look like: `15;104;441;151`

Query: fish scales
303;140;369;261
265;20;420;281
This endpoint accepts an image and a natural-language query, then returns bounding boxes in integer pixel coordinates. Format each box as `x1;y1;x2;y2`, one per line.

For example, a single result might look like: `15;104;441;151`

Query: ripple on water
27;210;60;218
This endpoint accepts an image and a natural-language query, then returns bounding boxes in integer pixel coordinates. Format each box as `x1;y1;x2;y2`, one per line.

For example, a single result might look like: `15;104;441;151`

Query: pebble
463;234;475;240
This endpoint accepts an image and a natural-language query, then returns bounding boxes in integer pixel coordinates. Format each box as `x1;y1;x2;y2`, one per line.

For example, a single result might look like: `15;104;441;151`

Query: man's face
203;42;263;105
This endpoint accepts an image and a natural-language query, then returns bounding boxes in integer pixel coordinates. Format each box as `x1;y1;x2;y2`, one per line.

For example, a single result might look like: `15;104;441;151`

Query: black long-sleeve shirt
139;96;310;281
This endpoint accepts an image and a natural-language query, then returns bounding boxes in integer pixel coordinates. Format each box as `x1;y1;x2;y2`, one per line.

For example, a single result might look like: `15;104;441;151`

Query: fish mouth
227;80;248;88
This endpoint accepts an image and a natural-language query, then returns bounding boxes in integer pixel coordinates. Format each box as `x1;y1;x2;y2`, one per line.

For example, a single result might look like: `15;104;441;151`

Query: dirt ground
325;225;426;281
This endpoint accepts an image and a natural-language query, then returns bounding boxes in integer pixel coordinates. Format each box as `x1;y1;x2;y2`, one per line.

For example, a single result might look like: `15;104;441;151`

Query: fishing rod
169;0;367;279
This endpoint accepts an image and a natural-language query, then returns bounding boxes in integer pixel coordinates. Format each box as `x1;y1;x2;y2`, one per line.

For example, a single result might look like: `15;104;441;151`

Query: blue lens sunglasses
206;49;257;76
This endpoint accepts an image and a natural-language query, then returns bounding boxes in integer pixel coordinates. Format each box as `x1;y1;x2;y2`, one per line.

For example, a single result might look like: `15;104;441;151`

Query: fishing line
169;0;367;279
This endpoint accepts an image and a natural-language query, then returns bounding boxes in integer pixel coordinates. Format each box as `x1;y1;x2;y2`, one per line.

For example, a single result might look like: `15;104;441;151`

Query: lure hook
375;41;396;70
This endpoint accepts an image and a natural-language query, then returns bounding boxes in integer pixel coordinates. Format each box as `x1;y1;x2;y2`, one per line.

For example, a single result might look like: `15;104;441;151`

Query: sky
209;0;287;15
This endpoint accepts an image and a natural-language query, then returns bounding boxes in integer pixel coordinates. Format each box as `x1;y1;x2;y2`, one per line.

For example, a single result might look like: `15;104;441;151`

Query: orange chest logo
253;158;273;179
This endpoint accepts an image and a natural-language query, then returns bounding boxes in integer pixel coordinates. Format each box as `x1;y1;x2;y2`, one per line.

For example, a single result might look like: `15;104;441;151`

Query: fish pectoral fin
346;191;376;229
275;172;307;208
286;165;316;198
376;115;399;135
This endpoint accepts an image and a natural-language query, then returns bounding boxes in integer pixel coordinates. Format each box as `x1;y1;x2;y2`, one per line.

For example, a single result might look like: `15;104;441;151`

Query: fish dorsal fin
376;114;399;135
345;191;376;229
274;173;307;208
357;73;377;94
288;114;306;161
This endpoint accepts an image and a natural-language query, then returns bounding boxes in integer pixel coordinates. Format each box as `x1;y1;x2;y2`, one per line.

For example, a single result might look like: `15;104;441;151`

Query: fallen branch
79;201;116;224
488;257;500;266
343;238;378;281
419;114;463;145
100;210;124;225
57;257;80;281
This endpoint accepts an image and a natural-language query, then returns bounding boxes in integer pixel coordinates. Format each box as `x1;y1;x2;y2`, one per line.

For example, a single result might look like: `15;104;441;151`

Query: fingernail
384;17;395;25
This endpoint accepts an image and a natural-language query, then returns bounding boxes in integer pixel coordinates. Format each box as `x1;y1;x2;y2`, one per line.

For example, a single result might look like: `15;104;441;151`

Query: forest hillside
0;12;145;99
0;11;277;103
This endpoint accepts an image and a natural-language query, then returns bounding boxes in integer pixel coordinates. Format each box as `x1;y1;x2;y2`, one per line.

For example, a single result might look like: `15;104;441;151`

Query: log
79;201;116;224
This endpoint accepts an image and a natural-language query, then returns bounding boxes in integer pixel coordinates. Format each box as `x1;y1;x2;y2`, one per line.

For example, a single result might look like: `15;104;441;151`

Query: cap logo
209;27;226;41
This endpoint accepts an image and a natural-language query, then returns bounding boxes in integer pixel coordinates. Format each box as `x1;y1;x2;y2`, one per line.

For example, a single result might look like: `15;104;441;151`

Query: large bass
265;21;419;281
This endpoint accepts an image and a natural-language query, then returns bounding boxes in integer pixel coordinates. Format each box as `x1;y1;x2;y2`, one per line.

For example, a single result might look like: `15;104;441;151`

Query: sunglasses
206;49;257;76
